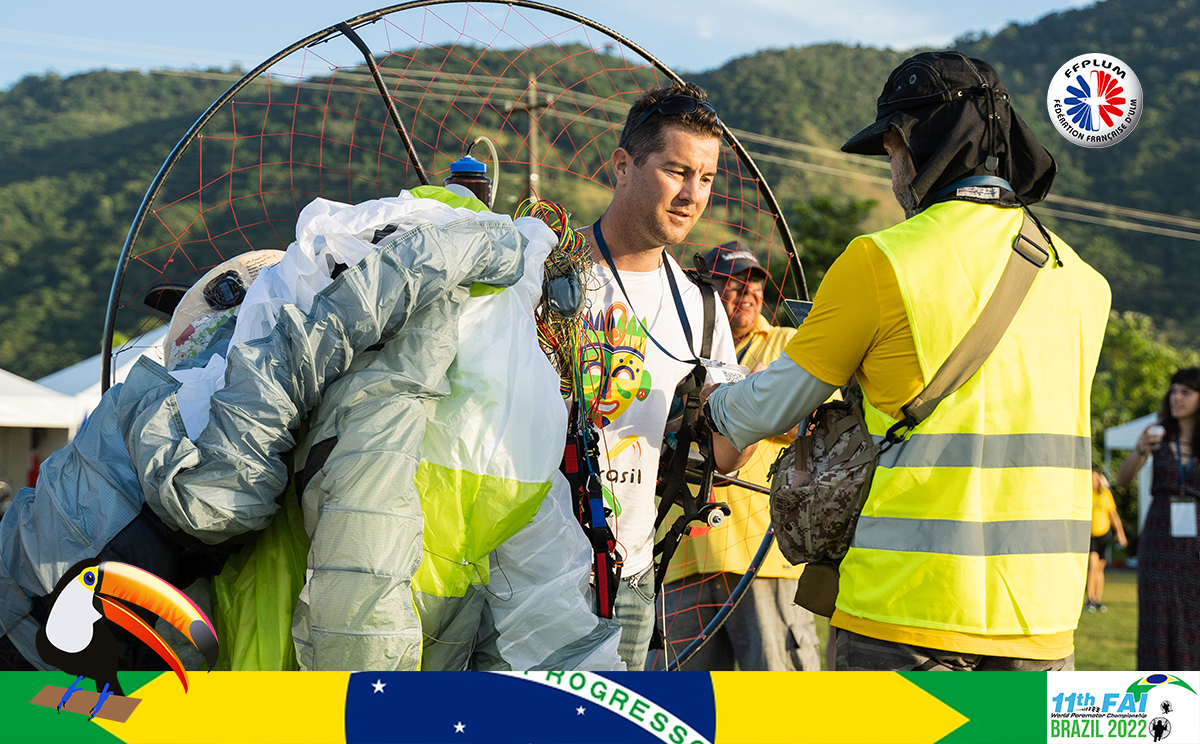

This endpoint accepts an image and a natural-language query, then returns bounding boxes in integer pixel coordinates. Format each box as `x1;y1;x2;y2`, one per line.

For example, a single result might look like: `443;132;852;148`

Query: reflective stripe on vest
852;516;1091;555
836;201;1111;638
872;432;1092;470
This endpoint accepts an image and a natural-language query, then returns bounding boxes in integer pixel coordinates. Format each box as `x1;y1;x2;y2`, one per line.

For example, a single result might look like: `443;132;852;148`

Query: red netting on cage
103;0;809;671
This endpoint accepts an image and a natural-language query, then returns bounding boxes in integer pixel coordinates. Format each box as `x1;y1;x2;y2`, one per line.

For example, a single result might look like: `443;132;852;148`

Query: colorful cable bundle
517;198;592;399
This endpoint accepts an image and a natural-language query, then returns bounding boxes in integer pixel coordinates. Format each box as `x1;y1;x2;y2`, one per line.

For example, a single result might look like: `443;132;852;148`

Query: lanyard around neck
1175;439;1193;486
591;219;700;365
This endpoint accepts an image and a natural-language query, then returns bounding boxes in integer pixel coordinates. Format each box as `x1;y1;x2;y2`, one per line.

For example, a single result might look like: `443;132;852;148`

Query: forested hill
0;71;235;377
690;0;1200;328
1;0;1198;381
961;0;1200;326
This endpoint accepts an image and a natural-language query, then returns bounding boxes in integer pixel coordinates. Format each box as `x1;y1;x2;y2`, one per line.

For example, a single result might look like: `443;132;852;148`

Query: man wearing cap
575;82;755;669
703;51;1111;670
650;241;820;671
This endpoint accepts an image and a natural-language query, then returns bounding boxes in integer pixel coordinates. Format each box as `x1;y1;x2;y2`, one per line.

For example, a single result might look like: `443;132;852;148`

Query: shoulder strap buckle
881;409;918;454
1013;231;1049;268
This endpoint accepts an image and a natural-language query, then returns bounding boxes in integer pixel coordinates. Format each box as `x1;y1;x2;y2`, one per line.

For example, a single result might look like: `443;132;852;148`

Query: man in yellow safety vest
703;51;1111;671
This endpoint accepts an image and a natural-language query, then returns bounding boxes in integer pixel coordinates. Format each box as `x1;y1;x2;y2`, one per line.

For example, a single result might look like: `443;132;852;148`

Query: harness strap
685;253;716;360
648;254;723;649
560;403;621;618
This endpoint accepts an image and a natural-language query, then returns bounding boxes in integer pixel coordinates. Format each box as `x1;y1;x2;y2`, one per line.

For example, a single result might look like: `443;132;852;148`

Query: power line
733;129;890;170
0;27;263;68
119;67;1200;243
745;150;891;186
1043;194;1200;231
739;145;1200;239
1038;208;1200;242
737;129;1200;233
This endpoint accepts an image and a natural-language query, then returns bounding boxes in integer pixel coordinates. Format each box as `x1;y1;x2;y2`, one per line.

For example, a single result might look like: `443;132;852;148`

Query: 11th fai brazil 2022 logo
1048;672;1199;742
1047;53;1143;148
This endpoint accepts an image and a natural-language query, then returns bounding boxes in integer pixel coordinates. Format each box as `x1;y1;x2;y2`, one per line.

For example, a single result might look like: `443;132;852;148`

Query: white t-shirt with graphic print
580;254;738;578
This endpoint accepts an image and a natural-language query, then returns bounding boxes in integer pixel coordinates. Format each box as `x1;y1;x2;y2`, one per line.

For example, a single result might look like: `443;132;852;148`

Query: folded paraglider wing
1;189;621;673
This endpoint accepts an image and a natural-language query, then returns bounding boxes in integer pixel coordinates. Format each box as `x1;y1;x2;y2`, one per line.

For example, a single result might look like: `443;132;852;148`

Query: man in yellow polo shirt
704;52;1110;671
649;242;820;671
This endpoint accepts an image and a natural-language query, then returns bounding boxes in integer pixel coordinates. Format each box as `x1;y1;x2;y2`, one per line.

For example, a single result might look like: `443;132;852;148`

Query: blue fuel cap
449;155;487;174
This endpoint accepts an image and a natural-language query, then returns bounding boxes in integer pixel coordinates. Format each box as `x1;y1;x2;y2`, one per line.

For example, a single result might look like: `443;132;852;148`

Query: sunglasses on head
620;95;720;147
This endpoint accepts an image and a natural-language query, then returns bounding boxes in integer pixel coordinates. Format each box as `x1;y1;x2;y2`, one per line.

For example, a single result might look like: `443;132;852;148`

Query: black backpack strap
647;254;729;649
685;253;716;360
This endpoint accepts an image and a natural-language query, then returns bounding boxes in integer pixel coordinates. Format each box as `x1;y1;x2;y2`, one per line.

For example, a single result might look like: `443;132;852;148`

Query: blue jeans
834;628;1075;671
613;563;655;670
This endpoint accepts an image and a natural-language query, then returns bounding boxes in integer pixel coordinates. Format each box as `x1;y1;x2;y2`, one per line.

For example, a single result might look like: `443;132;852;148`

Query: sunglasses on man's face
621;95;720;146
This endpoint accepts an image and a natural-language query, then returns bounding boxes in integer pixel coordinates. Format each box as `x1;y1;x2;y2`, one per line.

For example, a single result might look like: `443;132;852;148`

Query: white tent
0;368;84;430
38;326;168;418
0;368;82;492
2;329;166;493
1104;412;1157;531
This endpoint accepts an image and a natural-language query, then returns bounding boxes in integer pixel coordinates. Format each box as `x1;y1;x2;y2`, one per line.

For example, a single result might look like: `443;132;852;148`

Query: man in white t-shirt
577;82;756;668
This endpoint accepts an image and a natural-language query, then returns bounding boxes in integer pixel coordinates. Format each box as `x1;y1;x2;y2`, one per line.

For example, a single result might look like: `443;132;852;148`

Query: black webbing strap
647;254;722;650
585;221;725;636
685;253;716;361
560;403;620;618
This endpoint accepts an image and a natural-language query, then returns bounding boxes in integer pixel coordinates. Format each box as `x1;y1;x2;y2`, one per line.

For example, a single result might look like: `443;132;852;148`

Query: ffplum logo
1047;53;1142;148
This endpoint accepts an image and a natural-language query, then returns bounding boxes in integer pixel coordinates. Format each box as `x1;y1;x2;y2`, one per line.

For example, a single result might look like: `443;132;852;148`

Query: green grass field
1073;569;1138;670
811;569;1139;670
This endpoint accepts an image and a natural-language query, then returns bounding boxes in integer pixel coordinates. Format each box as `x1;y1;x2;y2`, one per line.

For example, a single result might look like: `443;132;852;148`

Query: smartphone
1148;424;1165;450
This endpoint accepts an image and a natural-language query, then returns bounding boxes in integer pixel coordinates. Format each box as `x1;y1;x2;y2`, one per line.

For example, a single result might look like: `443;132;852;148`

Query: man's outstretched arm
705;355;839;452
712;431;756;474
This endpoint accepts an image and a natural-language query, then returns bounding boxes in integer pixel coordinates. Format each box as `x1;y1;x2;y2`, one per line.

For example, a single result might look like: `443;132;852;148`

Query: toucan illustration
35;559;218;718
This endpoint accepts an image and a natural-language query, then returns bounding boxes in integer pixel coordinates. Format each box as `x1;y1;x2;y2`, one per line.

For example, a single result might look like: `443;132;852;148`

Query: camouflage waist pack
768;386;879;568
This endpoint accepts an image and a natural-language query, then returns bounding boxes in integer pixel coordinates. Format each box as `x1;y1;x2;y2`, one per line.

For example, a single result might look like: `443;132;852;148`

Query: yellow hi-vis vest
837;200;1111;638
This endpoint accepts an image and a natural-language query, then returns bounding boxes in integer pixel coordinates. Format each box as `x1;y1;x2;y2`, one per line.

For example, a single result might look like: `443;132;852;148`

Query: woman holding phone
1116;367;1200;670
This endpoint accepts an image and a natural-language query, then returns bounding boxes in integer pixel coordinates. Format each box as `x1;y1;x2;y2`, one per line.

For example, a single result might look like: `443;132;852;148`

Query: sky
0;0;1097;91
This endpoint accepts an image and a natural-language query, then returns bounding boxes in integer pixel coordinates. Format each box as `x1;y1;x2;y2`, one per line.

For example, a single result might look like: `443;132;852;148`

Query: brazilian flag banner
2;671;1197;743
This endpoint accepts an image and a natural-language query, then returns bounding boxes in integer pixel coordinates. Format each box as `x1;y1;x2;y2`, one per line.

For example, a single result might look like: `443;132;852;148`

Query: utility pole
506;76;552;196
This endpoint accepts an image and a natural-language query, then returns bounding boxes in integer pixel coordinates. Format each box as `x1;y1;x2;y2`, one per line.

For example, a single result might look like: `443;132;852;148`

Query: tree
788;194;878;289
1091;311;1199;543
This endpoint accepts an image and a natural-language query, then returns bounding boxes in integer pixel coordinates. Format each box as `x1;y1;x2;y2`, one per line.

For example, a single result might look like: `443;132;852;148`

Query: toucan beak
94;562;219;691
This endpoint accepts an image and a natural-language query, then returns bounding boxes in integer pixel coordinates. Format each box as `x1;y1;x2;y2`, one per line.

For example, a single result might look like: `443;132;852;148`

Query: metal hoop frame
101;0;805;389
660;483;775;671
99;1;806;669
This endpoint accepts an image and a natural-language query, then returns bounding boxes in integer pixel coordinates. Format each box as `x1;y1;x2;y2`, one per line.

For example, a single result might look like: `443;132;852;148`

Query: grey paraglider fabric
0;389;147;669
290;203;623;671
118;217;525;546
0;192;622;673
0;213;525;668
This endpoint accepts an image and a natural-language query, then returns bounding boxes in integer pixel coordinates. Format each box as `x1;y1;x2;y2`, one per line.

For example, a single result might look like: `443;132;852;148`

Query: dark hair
1158;366;1200;443
618;82;722;164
